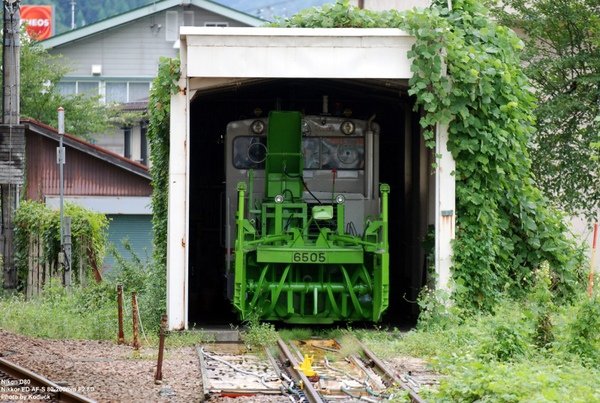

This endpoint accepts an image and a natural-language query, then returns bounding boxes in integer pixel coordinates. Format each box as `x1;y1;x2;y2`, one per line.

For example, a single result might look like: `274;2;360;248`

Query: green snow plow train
225;110;390;324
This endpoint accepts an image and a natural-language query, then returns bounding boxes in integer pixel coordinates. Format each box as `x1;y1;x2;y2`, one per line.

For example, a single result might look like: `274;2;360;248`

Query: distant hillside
216;1;330;21
19;0;330;35
21;0;153;34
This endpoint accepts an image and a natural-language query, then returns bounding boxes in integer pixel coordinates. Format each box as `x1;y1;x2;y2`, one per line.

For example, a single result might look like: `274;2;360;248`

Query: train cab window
233;136;267;169
233;136;364;170
320;137;364;170
303;137;364;170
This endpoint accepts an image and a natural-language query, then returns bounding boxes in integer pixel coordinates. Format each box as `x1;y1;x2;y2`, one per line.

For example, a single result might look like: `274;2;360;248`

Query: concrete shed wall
168;27;456;330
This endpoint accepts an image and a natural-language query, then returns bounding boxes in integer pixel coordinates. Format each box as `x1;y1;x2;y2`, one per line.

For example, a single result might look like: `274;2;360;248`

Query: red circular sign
21;6;53;40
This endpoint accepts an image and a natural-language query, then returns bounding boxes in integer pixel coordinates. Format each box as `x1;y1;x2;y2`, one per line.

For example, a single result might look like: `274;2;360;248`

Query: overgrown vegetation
0;279;118;339
13;200;108;288
277;0;585;310
240;312;279;349
493;0;600;221
1;8;592;401
361;277;600;401
147;57;180;269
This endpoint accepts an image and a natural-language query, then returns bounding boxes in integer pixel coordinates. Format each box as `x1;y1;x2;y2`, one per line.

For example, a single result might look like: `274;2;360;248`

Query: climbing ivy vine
148;57;180;269
13;201;108;287
148;0;584;311
280;0;584;310
144;57;181;326
405;0;583;309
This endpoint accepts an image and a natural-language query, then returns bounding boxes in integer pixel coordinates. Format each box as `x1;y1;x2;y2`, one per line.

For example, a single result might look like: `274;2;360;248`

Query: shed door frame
167;27;455;330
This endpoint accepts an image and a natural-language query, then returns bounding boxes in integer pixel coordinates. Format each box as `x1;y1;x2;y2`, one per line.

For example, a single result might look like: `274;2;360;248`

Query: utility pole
1;0;22;289
57;107;71;286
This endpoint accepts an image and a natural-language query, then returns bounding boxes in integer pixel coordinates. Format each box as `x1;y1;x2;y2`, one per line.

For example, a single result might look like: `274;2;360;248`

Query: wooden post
2;185;17;288
588;223;598;298
35;237;41;296
117;285;125;345
26;235;33;299
64;216;72;286
79;243;85;287
155;314;168;383
132;291;140;350
86;244;103;284
43;261;49;289
31;236;39;297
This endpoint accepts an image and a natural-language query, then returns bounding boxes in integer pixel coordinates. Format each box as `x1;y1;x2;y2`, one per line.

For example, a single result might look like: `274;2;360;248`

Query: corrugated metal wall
103;214;153;271
25;132;151;201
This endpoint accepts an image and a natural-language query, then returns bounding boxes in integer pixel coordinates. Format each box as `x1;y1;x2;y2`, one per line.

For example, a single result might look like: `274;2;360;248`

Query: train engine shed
167;27;456;330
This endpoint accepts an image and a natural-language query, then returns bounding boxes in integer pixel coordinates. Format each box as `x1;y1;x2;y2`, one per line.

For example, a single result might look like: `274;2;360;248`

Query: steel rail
359;342;427;403
0;357;96;403
276;338;324;403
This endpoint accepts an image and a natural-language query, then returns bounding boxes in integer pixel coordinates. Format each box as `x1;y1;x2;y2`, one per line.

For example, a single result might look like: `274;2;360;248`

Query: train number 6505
292;252;326;263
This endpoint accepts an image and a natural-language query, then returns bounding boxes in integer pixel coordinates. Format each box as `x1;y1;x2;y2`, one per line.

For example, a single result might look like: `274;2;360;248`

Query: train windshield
233;136;364;170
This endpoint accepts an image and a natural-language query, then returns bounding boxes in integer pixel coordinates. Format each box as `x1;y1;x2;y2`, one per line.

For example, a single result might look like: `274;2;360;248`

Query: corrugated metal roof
121;99;149;112
22;118;150;179
23;119;152;201
40;0;265;50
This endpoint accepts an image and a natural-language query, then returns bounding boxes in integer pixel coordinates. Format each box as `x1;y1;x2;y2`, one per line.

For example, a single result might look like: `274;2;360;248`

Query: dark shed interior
186;78;432;326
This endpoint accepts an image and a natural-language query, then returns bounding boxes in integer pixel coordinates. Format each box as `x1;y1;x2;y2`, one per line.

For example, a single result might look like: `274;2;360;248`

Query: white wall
349;0;432;11
168;27;456;330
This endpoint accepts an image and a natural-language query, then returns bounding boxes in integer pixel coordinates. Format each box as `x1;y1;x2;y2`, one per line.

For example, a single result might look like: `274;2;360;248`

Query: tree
0;33;116;137
493;0;600;222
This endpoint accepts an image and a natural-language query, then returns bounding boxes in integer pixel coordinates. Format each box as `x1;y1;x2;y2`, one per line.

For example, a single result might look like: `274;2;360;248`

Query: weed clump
240;313;278;350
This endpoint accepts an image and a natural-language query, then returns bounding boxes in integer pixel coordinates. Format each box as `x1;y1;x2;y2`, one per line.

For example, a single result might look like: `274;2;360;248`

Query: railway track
0;356;96;403
198;337;426;402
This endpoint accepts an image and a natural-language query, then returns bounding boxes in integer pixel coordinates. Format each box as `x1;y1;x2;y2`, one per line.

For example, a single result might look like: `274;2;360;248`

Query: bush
14;200;108;289
0;280;116;340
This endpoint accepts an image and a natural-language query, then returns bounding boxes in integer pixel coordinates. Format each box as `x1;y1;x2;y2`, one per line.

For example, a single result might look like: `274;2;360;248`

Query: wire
134;293;150;344
345;222;358;237
283;169;322;204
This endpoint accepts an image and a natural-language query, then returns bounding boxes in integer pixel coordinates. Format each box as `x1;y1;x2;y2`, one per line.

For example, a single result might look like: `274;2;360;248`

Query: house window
78;81;99;97
106;82;127;103
57;81;76;96
140;125;148;166
183;10;195;26
124;127;132;159
204;22;228;27
57;80;151;104
165;11;178;41
128;82;150;102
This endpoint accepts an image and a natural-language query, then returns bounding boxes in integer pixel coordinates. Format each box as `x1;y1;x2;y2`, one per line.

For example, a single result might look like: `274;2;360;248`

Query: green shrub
565;296;600;367
14;200;108;289
240;313;279;350
0;280;116;340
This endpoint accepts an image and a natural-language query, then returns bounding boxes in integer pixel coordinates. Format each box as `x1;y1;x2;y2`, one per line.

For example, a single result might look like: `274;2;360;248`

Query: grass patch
360;291;600;402
0;280;118;340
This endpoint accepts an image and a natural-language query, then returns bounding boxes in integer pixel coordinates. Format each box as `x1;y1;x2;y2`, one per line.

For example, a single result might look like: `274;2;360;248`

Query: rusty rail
0;357;96;403
359;342;427;403
276;338;323;403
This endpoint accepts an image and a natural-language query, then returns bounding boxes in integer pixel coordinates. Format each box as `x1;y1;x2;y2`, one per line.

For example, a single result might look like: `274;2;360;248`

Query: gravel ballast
0;329;202;402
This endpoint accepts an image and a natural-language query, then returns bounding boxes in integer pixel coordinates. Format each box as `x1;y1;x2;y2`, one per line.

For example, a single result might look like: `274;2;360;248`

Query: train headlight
335;194;345;204
301;120;311;136
274;194;285;204
251;119;265;134
340;120;355;135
